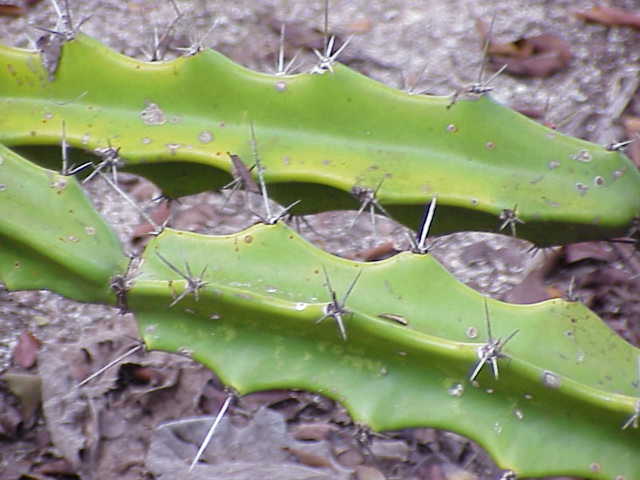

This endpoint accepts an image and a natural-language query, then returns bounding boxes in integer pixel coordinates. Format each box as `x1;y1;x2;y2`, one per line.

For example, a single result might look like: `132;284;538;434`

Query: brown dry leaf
32;457;76;476
0;2;24;16
355;465;386;480
352;241;397;261
347;18;374;34
576;5;640;29
502;249;562;304
284;446;335;469
477;20;571;77
1;373;42;425
0;0;37;16
293;422;338;441
131;200;171;244
147;407;347;479
12;331;41;369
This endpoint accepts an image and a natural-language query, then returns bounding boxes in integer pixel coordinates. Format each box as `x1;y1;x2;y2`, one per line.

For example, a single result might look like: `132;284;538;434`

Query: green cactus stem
0;34;638;245
0;143;127;302
130;221;640;480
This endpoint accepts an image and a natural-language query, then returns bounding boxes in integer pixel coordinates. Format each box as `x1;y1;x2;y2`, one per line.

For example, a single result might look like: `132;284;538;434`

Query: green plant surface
1;35;639;245
0;144;127;303
129;221;640;480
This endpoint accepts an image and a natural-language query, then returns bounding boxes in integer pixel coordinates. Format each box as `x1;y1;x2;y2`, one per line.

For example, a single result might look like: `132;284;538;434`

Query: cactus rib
0;143;127;302
129;221;640;480
0;34;639;245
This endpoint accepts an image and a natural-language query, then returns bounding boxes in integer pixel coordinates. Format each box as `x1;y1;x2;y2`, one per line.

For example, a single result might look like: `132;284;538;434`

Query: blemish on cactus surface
572;149;592;163
144;324;157;334
448;383;464;397
166;143;181;155
50;178;67;190
575;182;588;196
466;326;478;339
177;346;193;357
485;141;496;150
446;124;458;133
513;408;524;420
84;226;96;236
493;422;502;434
377;313;408;325
548;160;560;169
140;101;167;126
243;235;253;244
542;370;561;389
198;130;213;144
275;81;287;92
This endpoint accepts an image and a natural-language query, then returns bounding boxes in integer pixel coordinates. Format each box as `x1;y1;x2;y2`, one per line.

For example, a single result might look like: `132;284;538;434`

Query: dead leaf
1;373;42;425
355;465;386;480
147;408;348;479
0;386;23;438
477;20;571;78
347;18;374;34
352;241;398;261
0;2;25;16
576;5;640;29
564;242;615;264
36;33;64;82
284;446;334;469
293;422;338;441
12;331;41;369
503;249;562;304
33;457;76;476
